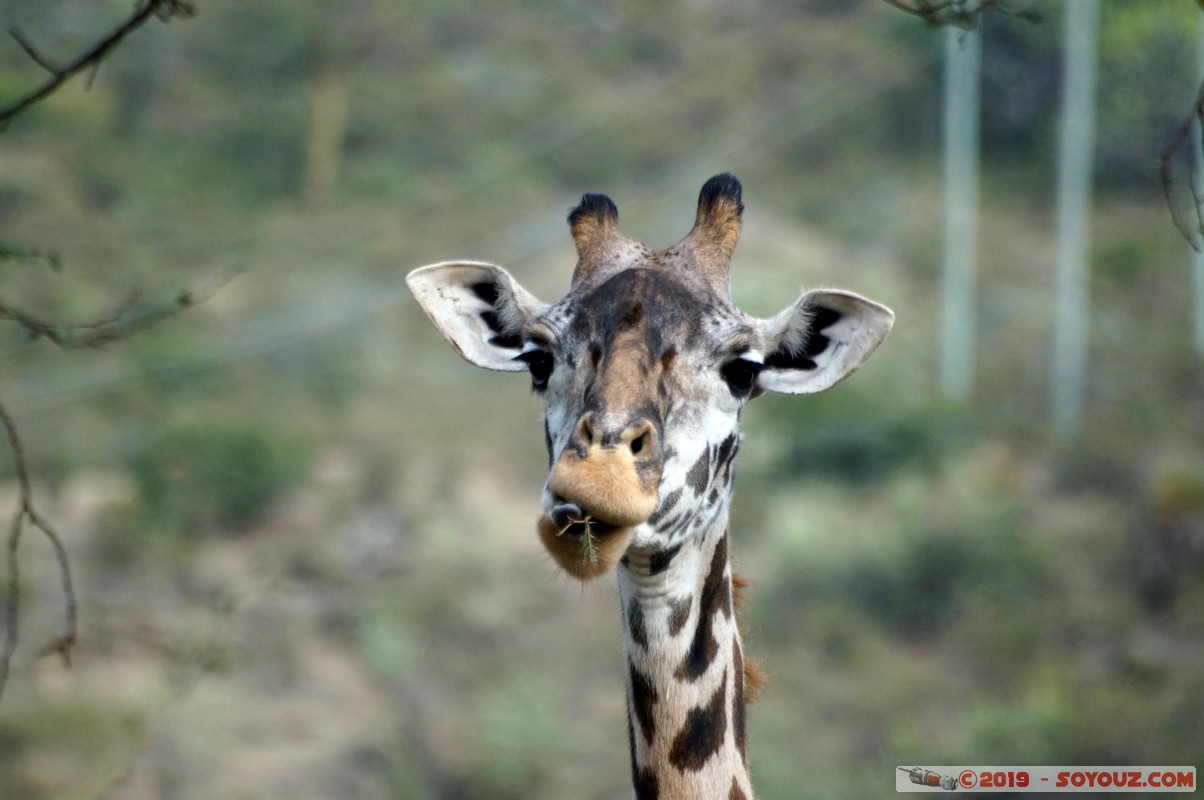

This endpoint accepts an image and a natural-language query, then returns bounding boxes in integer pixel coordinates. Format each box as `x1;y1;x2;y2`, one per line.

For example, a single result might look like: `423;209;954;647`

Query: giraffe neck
619;515;752;800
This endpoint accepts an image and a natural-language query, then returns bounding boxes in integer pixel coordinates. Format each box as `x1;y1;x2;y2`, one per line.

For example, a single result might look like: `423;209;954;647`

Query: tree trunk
1051;0;1099;440
303;59;350;206
302;0;352;206
940;24;981;402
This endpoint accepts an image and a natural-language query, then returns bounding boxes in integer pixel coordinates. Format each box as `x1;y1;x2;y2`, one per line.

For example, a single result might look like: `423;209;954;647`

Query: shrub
129;420;308;534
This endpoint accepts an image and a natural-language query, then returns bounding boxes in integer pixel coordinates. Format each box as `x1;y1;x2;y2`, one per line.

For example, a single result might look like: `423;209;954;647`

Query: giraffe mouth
536;498;634;580
549;501;620;537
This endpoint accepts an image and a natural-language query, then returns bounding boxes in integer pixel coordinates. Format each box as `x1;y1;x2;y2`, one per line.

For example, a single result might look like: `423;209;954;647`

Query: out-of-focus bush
0;698;147;800
128;419;309;534
751;393;967;486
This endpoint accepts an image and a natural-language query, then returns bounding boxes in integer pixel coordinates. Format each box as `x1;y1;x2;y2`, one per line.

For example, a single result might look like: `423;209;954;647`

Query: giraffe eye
721;358;762;398
515;349;554;391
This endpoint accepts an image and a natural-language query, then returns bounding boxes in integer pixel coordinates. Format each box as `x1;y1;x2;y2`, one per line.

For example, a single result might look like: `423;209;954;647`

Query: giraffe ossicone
407;174;893;799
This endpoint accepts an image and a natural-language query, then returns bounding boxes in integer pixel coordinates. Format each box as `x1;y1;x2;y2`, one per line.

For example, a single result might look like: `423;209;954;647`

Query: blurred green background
1;1;1202;797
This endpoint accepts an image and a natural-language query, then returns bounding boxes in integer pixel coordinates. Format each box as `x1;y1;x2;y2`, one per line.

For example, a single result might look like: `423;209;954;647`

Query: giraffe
406;174;894;799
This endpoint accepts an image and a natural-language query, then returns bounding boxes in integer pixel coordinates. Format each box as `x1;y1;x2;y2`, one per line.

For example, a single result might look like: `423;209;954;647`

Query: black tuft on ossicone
697;173;744;218
568;192;620;228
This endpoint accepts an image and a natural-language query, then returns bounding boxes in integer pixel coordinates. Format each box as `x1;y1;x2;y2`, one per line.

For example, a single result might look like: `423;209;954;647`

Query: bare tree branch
1161;79;1204;252
0;267;238;702
883;0;1198;251
0;292;180;349
0;0;207;705
880;0;1041;27
0;0;195;130
0;401;77;701
0;268;239;350
9;27;59;74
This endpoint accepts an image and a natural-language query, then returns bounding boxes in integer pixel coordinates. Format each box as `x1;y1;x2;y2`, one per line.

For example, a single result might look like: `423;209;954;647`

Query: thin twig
0;0;195;130
1160;79;1204;251
0;267;238;702
879;0;1041;27
0;468;21;699
0;269;240;350
9;28;59;74
556;513;600;566
0;401;77;701
0;294;154;348
28;504;77;669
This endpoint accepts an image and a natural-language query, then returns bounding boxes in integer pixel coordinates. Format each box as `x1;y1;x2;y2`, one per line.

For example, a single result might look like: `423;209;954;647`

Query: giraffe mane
732;573;766;704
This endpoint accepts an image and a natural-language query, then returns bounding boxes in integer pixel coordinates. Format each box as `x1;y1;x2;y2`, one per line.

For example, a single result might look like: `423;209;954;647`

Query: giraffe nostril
571;414;656;459
575;414;597;447
624;421;656;460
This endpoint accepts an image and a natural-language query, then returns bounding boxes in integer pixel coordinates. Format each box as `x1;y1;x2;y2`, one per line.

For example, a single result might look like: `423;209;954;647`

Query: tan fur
569;207;619;266
538;414;657;580
548;447;659;528
659;180;743;296
688;191;742;264
533;294;665;580
568;201;652;291
537;514;631;580
592;326;662;447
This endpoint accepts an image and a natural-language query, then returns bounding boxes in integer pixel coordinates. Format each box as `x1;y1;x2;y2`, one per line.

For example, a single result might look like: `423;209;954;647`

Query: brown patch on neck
674;533;730;682
668;668;728;771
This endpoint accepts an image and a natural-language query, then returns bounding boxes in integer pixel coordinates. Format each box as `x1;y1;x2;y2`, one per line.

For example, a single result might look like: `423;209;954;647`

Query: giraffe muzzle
536;414;662;579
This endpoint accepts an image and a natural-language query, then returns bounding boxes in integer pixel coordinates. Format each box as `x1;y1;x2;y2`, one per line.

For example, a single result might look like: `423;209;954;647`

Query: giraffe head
407;175;893;579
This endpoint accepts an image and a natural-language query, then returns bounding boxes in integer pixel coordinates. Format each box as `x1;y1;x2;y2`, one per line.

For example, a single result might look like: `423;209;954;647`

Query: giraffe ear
754;289;894;395
406;261;547;372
